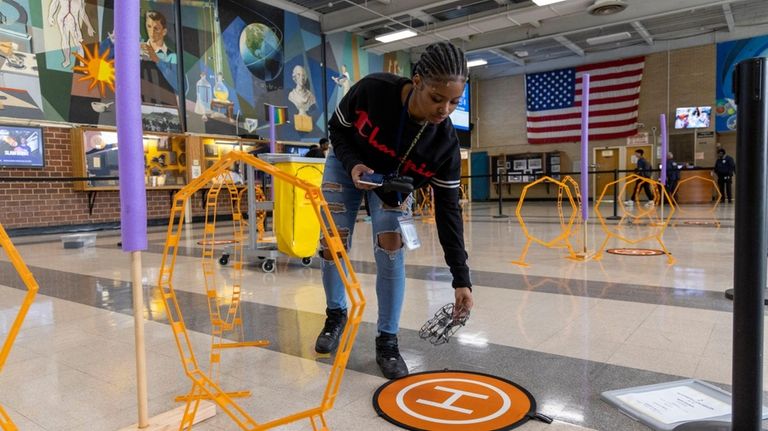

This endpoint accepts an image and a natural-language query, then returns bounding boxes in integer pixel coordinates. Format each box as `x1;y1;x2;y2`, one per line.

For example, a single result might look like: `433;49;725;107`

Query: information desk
675;169;716;204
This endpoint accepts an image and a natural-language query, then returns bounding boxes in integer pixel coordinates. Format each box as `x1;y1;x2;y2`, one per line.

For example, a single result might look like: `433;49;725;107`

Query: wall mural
0;0;181;130
715;34;768;133
0;0;45;120
181;0;325;142
0;0;412;141
324;32;410;115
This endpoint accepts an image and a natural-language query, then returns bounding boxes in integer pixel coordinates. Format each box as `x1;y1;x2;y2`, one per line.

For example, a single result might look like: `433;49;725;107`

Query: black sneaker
376;332;409;379
315;308;347;354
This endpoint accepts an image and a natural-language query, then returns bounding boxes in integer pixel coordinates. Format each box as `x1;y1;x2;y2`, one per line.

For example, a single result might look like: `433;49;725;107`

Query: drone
418;303;470;345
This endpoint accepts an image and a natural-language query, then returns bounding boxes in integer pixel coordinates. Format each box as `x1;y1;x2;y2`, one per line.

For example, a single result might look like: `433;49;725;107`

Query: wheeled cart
219;154;324;272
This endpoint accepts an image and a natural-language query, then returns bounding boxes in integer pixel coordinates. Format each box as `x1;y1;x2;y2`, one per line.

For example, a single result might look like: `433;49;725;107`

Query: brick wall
0;127;209;231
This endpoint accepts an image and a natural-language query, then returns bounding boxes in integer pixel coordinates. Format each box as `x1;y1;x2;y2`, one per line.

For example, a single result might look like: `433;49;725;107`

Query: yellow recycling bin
269;154;325;259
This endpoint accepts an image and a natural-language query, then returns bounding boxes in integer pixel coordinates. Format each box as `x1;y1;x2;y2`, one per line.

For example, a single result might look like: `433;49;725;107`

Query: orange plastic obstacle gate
0;222;40;431
373;371;538;431
672;175;722;227
511;175;582;266
157;151;365;430
175;173;270;404
593;174;676;264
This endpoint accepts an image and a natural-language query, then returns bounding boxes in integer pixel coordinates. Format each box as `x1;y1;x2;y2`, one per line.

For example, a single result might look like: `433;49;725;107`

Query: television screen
449;83;470;131
675;106;712;129
0;126;44;168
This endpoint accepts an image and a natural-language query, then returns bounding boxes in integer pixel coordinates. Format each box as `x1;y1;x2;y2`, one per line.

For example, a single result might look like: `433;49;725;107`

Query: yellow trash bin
268;154;325;259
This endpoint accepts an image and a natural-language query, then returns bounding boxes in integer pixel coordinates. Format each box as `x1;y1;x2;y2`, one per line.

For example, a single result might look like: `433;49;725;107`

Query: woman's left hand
454;287;473;317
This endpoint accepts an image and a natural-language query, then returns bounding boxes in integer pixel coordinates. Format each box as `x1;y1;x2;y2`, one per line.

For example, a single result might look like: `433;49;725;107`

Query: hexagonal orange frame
594;174;676;264
0;222;39;431
157;151;364;430
511;175;581;266
672;175;722;227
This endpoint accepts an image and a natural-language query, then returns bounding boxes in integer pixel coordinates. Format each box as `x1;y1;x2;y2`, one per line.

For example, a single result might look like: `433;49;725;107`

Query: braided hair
413;42;468;84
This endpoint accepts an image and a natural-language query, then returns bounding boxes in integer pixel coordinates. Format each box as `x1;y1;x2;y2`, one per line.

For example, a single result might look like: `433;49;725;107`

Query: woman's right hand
351;164;377;190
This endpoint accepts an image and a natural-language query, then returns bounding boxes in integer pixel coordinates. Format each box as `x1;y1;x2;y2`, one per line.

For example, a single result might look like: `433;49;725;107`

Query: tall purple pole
115;0;149;426
269;105;276;153
116;5;147;251
580;74;590;222
660;113;668;185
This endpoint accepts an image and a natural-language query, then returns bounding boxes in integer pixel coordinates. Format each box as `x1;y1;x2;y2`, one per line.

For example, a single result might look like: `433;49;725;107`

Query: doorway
470;152;489;201
594;147;620;201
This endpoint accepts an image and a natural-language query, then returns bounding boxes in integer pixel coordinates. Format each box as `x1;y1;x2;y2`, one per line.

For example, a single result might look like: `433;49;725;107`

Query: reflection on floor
0;201;761;430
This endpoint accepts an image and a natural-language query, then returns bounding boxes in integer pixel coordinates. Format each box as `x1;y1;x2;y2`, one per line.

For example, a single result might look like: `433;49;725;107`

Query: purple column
580;74;590;222
660;113;668;186
269;105;276;153
116;0;147;251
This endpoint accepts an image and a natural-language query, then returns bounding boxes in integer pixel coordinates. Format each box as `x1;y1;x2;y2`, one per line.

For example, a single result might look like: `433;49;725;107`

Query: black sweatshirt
328;73;471;289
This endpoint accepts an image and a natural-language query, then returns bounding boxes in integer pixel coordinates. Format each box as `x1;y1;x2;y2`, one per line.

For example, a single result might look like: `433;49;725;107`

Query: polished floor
0;200;763;430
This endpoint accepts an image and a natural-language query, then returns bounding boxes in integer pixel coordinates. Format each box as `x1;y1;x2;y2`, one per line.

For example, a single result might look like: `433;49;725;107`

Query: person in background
627;148;654;207
714;148;736;203
305;138;329;158
315;42;474;380
664;151;681;200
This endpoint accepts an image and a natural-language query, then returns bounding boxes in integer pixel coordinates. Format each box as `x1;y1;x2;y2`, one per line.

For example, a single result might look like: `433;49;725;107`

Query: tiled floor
0;201;763;430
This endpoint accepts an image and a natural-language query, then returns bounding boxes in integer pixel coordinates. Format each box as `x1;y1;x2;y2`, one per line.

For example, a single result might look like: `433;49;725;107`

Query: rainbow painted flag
264;104;288;125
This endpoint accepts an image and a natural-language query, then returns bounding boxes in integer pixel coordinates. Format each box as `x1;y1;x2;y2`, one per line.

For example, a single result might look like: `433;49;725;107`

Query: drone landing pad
373;370;546;431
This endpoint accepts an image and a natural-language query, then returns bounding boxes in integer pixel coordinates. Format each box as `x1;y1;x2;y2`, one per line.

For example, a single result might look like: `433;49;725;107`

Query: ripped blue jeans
320;151;410;335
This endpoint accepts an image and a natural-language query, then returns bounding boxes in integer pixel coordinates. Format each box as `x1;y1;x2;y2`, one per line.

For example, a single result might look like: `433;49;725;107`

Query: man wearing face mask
314;42;474;380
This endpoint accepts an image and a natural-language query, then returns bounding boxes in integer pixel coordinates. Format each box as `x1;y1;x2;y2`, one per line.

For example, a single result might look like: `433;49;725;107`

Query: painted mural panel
715;35;768;132
1;0;180;130
324;32;411;114
0;0;45;120
181;0;324;142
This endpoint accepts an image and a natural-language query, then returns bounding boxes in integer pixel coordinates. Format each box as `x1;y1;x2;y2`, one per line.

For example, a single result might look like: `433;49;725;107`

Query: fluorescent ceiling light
586;31;632;45
467;59;488;68
532;0;569;6
375;29;417;43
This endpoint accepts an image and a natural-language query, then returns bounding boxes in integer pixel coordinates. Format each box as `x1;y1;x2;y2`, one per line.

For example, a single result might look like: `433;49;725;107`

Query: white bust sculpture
288;65;316;116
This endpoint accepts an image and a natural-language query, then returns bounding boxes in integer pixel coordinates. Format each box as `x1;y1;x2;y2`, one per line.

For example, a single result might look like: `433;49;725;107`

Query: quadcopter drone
419;303;470;345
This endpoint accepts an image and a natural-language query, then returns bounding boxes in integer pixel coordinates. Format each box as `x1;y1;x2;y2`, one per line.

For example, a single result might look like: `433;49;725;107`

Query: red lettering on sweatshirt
401;159;435;178
353;109;436;177
354;109;396;157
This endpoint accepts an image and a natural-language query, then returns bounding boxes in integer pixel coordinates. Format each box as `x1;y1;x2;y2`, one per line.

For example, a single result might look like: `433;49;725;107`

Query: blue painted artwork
715;35;768;132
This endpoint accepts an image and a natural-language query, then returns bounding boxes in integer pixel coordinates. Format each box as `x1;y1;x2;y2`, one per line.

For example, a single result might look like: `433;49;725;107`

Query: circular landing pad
606;248;665;256
373;370;536;431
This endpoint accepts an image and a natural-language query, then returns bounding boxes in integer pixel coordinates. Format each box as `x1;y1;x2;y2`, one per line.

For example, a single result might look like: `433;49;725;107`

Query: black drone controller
379;175;414;194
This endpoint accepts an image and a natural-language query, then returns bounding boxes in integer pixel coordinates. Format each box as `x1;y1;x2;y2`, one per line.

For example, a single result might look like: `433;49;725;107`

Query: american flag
526;57;645;144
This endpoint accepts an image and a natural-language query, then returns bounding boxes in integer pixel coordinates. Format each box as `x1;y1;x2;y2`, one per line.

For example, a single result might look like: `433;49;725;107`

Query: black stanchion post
675;57;767;431
731;57;767;431
493;181;508;219
607;168;621;220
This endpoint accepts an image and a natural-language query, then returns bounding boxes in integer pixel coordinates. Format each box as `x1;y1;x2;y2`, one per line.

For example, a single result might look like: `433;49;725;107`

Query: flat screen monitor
675;106;711;129
449;83;470;131
0;125;44;168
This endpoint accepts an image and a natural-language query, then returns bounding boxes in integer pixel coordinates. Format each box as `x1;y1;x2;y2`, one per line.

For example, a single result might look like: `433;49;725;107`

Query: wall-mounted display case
71;127;188;190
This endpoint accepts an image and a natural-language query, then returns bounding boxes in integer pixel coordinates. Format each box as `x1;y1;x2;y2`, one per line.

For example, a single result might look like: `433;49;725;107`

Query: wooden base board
117;401;216;431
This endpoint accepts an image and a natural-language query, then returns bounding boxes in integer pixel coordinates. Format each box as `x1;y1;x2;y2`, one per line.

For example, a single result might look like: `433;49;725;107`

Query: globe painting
239;22;283;82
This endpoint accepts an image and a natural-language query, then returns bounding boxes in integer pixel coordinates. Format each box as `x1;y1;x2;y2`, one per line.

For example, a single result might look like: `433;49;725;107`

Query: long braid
414;42;468;83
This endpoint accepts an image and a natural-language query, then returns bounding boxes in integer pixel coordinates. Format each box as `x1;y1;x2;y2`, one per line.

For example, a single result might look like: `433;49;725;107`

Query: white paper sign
191;165;202;179
616;386;730;424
